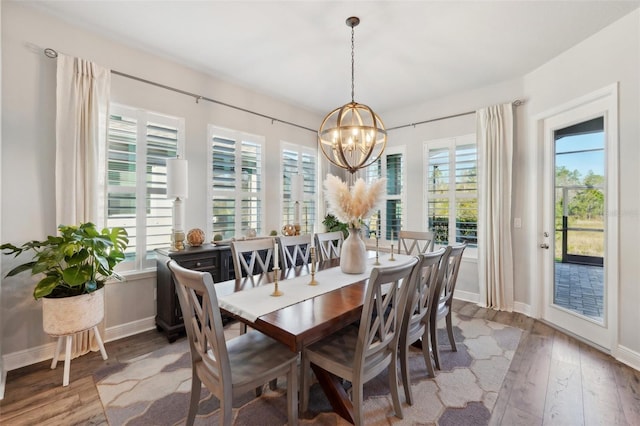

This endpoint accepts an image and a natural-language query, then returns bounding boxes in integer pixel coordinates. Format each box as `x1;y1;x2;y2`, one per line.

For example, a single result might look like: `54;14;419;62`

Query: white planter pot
42;287;105;336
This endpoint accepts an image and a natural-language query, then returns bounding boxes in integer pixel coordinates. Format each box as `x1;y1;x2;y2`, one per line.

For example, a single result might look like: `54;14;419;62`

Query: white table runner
217;254;414;322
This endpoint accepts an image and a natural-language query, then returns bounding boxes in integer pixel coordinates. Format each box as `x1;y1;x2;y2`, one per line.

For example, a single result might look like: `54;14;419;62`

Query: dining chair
277;234;311;269
398;230;435;255
300;257;419;426
230;237;275;281
230;237;277;351
314;231;344;261
167;260;299;426
429;242;467;370
398;248;446;405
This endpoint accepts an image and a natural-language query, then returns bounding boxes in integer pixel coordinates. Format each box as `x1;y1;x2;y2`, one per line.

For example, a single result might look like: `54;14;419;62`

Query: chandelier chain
351;24;355;103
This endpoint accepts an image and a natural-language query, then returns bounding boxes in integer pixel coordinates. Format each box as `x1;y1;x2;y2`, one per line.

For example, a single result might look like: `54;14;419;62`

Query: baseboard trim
454;290;480;304
614;344;640;372
0;366;6;400
2;316;157;372
104;316;156;343
513;301;532;316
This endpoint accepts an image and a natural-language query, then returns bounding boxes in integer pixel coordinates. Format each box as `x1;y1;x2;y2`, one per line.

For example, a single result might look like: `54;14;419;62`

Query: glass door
540;85;618;351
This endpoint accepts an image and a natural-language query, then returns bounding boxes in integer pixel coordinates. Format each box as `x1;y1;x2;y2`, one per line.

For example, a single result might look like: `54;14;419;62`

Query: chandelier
318;16;387;174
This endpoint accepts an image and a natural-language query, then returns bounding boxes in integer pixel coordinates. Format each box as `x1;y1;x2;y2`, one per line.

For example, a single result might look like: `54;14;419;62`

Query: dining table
214;250;414;424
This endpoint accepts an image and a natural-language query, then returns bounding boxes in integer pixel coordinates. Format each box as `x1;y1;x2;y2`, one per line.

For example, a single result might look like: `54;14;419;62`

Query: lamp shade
292;174;304;202
166;157;188;199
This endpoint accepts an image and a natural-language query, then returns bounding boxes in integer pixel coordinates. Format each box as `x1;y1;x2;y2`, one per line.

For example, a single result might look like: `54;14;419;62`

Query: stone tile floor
554;262;603;320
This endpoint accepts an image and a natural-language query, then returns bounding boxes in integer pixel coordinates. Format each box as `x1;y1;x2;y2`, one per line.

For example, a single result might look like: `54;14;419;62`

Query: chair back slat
355;258;418;373
314;231;344;261
168;260;231;390
398;230;435;255
277;234;312;269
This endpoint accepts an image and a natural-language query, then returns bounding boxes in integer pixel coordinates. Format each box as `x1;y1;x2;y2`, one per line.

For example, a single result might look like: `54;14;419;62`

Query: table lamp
166;156;188;251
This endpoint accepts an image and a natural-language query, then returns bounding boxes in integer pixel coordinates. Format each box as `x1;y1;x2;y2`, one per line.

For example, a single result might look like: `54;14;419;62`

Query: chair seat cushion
226;330;297;387
305;326;389;381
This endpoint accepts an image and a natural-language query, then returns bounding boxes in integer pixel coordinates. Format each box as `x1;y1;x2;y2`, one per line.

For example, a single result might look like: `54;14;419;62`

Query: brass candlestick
308;246;318;285
389;244;396;261
271;267;283;296
373;233;380;266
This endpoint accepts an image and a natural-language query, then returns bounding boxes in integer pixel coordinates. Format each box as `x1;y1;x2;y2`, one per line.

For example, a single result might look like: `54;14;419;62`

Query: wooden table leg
311;363;355;424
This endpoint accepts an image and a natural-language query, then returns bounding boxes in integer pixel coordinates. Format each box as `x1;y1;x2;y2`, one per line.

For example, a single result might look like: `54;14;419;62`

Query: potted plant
1;222;128;335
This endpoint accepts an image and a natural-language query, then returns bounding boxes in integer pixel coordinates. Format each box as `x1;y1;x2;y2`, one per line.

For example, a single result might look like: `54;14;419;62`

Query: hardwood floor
1;301;639;425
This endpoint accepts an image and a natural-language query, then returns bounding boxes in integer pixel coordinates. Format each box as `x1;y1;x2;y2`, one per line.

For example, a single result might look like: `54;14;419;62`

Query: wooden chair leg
430;319;441;370
399;340;413;405
421;332;435;378
186;370;201;426
352;382;364;426
389;352;403;419
446;311;457;351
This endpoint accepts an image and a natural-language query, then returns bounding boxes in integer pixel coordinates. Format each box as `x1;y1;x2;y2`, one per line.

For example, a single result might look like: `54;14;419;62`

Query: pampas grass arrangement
323;174;387;228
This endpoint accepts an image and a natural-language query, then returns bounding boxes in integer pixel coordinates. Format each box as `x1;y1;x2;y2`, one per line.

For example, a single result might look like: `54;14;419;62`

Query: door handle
540;243;549;249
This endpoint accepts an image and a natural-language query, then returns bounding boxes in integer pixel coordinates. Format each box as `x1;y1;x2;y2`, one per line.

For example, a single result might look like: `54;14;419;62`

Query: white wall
523;10;640;361
1;2;319;364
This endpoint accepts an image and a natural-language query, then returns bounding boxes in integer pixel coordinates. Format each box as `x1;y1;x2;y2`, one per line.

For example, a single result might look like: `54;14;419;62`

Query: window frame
107;103;185;273
423;133;478;258
280;141;318;235
361;145;406;242
207;125;266;240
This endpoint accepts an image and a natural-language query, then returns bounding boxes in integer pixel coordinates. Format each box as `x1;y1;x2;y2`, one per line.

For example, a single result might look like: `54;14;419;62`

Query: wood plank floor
1;300;639;425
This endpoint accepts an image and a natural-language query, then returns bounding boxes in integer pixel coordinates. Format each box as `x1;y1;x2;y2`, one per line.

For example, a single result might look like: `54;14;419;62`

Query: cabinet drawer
178;256;219;271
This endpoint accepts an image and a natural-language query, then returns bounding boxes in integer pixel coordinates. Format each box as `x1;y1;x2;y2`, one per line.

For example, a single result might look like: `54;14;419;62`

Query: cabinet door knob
196;262;202;267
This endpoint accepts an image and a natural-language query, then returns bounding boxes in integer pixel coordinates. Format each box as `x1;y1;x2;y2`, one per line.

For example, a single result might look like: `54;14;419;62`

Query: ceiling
24;1;640;115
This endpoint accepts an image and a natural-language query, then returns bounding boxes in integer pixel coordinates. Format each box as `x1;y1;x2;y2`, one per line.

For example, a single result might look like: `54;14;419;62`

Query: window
209;126;264;239
281;143;317;234
107;104;184;271
425;134;477;248
363;147;404;240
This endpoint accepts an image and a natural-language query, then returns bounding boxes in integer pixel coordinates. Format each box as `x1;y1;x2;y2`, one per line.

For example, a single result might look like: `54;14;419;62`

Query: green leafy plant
322;214;349;238
1;222;128;299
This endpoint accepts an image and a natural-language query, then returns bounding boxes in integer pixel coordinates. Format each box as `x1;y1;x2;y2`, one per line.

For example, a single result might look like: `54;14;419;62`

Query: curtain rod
43;48;317;133
44;48;523;135
386;99;524;131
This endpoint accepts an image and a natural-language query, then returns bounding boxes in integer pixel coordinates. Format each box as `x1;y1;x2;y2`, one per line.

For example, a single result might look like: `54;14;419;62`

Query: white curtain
55;54;111;356
477;103;514;311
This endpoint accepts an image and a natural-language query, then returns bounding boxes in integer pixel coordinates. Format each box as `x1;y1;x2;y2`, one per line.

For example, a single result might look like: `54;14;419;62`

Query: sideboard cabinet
155;244;233;342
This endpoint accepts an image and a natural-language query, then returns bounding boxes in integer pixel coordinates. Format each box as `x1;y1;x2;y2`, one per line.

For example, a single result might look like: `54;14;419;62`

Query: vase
340;227;367;274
